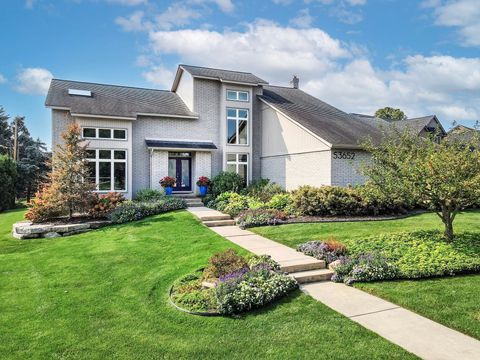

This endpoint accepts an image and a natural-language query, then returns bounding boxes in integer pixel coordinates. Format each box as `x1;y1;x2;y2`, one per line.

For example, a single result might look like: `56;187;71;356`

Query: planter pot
199;185;208;197
164;186;173;195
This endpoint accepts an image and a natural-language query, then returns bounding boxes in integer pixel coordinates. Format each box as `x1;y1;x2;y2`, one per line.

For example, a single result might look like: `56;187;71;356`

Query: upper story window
82;127;127;140
227;108;248;145
226;153;248;185
226;90;249;102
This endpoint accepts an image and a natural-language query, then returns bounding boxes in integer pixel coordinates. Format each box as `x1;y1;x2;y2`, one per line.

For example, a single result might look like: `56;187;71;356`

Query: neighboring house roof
172;64;268;91
145;139;217;150
447;124;480;142
259;86;385;148
45;79;197;119
391;115;446;136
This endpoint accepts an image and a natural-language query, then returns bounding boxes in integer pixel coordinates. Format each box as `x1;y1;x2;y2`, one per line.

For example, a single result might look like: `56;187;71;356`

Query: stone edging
168;284;221;317
12;220;111;239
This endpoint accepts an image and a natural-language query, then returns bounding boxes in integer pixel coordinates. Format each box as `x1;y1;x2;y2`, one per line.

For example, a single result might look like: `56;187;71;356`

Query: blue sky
1;0;479;147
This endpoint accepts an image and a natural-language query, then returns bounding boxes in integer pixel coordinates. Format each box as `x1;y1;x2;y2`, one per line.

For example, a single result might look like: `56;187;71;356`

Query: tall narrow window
226;153;248;184
86;149;127;192
227;108;248;145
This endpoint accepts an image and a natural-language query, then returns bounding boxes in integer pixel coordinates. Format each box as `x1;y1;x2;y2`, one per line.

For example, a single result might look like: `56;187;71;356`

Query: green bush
344;231;480;279
237;209;288;228
0;155;17;211
243;179;285;202
210;171;245;197
171;272;218;313
267;193;294;213
215;192;250;217
108;197;187;223
292;185;411;217
134;188;164;202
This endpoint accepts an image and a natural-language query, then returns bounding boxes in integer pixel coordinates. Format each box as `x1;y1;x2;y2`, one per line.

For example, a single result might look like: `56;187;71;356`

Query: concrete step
185;200;203;204
203;219;236;227
187;203;204;208
280;259;326;273
172;193;198;198
290;269;334;284
198;214;232;221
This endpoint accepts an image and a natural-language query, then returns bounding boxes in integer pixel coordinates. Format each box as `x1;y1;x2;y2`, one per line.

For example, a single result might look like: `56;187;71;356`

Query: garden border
168;284;221;317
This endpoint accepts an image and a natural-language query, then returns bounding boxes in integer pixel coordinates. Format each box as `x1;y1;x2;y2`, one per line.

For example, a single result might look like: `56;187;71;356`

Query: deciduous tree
374;107;407;121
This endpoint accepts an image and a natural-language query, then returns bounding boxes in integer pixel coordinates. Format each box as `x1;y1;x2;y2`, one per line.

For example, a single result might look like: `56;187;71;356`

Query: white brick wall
193;152;211;194
150;150;169;191
261;151;331;190
331;149;370;186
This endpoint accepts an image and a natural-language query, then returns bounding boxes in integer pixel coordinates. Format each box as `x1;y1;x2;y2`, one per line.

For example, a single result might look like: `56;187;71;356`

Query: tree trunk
438;204;455;241
68;202;73;220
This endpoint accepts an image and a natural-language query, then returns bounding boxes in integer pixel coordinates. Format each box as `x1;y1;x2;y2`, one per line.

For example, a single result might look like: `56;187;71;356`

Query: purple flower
218;267;249;283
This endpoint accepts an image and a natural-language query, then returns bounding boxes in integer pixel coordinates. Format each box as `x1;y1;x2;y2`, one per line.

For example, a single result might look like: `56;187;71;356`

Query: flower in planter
196;176;211;187
160;176;176;188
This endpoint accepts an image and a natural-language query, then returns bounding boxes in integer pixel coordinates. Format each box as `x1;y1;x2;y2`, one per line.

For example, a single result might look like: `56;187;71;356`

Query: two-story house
46;64;445;198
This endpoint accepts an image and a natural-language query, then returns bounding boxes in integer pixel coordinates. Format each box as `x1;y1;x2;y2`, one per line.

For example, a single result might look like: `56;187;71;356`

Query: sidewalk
188;206;480;360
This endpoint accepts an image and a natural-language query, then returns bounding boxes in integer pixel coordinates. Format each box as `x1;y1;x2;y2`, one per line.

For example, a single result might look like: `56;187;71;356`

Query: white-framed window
226;90;249;102
226;153;248;184
82;127;127;140
86;149;127;192
227;108;248;145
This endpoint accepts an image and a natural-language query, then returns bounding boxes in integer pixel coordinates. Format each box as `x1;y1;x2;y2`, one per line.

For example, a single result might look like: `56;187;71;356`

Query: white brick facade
331;149;370;186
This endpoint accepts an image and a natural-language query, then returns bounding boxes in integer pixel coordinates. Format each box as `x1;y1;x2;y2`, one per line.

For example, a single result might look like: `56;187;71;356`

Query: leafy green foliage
267;193;294;213
237;209;288;228
363;127;480;240
108;197;187;224
242;179;285;202
214;191;250;217
210;171;245;197
0;155;17;211
202;249;248;280
171;272;217;313
134;188;164;202
374;107;407;121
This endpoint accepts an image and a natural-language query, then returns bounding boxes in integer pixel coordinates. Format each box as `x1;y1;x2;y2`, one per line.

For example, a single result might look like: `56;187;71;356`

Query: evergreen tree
0;106;12;156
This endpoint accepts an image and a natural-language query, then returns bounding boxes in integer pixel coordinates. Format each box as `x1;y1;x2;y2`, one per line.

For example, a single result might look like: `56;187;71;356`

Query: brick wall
331;149;370;186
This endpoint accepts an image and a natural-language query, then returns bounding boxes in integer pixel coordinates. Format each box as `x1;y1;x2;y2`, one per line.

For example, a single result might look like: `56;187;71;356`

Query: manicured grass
357;276;480;340
0;209;415;359
251;211;480;340
251;210;480;248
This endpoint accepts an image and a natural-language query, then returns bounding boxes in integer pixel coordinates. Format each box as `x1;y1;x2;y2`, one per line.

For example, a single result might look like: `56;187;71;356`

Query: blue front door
168;156;192;191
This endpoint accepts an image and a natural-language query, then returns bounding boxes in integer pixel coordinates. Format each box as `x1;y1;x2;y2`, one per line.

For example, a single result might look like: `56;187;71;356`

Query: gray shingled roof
259;86;385;147
45;79;197;119
180;65;268;85
145;139;217;150
447;125;480;142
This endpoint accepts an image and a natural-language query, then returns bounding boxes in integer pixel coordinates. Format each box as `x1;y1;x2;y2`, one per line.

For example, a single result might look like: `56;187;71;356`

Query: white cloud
345;0;366;5
0;74;6;84
189;0;235;13
290;8;315;28
25;0;36;9
155;4;201;30
106;0;147;5
272;0;292;5
144;22;480;125
15;67;53;95
115;10;148;32
426;0;480;46
142;64;175;88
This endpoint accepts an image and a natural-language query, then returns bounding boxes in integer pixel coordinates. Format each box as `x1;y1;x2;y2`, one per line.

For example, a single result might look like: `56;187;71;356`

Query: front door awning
145;138;217;151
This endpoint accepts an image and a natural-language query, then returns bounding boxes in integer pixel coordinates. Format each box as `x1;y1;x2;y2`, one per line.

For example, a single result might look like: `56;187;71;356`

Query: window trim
86;148;128;193
226;152;249;185
226;89;249;102
81;126;128;141
226;107;249;146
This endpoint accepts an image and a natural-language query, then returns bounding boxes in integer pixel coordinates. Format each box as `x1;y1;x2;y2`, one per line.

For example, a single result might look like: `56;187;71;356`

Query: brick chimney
291;75;299;89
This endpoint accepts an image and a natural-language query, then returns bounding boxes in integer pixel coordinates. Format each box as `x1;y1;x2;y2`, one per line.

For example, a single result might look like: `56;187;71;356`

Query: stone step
203;219;237;227
172;193;198;198
198;214;232;221
290;269;334;284
280;259;326;273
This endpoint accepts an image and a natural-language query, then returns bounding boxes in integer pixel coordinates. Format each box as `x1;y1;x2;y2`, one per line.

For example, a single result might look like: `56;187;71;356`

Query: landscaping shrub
210;171;245;197
171;272;217;313
88;192;125;218
108;197;187;224
203;249;248;280
247;254;281;271
358;183;414;215
25;184;65;223
237;209;288;228
214;192;250;217
134;188;164;202
216;268;298;314
331;252;399;285
267;193;294;213
243;179;285;202
0;155;17;211
296;239;347;264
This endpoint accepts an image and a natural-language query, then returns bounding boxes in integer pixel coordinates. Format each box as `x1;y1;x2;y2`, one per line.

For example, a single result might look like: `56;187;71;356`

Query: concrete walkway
188;206;480;360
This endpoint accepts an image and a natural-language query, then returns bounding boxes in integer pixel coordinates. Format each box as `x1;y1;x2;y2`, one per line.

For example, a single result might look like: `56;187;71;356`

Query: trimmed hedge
109;197;187;223
0;155;17;211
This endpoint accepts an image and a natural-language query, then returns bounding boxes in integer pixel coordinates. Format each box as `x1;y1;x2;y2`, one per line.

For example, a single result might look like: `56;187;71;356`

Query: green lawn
252;211;480;340
0;208;415;360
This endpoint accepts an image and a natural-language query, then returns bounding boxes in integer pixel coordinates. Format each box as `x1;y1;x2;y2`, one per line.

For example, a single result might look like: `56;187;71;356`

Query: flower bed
169;250;298;315
296;231;480;285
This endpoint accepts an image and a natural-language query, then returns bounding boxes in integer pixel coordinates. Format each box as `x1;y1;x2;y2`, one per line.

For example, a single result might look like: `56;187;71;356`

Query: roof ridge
180;64;256;76
51;78;171;93
264;84;298;90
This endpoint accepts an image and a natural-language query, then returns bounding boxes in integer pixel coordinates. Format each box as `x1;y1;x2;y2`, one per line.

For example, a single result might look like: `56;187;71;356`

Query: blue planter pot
165;186;173;195
199;185;208;197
